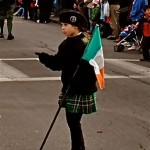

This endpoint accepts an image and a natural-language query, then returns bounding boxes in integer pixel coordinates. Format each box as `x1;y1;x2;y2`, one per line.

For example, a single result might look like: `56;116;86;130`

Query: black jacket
38;33;97;94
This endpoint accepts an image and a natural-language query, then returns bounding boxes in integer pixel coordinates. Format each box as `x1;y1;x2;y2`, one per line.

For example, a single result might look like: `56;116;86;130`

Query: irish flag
82;25;105;90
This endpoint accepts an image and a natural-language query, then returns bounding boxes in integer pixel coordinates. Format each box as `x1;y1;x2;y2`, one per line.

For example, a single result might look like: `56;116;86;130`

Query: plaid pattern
59;93;97;114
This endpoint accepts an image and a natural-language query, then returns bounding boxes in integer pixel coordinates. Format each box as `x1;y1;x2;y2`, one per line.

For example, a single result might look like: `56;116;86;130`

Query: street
0;16;150;150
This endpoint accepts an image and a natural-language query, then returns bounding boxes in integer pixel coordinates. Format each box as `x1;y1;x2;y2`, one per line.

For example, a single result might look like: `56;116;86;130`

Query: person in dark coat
107;0;120;40
22;0;31;19
119;0;133;28
35;9;98;150
0;0;15;39
36;0;54;23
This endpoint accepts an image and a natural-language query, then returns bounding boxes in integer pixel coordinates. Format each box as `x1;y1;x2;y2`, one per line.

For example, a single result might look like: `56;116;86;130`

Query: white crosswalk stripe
0;60;29;79
0;58;149;82
105;59;150;78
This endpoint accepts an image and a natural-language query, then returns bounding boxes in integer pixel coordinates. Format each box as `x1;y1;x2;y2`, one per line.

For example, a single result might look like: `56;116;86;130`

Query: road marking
106;59;150;75
0;75;150;82
0;58;139;61
0;58;149;82
0;60;29;78
0;58;38;61
0;77;61;82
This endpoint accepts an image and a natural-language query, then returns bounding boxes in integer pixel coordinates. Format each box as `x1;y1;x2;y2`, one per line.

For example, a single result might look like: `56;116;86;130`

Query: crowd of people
0;1;150;150
0;0;150;60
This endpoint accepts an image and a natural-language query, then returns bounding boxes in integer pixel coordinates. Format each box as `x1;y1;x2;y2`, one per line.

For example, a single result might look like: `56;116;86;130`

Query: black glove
35;52;49;64
58;94;66;108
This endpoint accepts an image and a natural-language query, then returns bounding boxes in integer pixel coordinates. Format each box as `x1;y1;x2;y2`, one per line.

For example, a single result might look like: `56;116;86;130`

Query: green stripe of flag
82;25;102;61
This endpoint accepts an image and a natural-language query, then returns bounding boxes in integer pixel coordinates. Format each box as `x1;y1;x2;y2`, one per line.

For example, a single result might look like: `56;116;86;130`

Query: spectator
119;0;132;29
13;6;24;18
29;0;37;20
0;0;15;40
6;0;15;40
107;0;120;40
13;0;25;18
0;0;5;38
130;0;148;23
74;0;91;31
139;5;150;61
36;0;54;23
22;0;32;20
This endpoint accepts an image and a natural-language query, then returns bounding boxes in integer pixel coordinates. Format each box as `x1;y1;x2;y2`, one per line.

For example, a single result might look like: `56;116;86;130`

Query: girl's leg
0;20;4;38
66;111;85;150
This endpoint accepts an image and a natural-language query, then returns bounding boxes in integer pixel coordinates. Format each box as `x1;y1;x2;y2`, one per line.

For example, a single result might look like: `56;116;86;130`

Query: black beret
59;9;88;31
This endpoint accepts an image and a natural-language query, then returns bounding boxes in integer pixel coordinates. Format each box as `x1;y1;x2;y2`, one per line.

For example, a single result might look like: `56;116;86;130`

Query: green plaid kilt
59;93;97;114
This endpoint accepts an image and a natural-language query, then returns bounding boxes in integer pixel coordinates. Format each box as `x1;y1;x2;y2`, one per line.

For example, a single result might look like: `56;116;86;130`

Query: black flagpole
39;88;69;150
39;65;80;150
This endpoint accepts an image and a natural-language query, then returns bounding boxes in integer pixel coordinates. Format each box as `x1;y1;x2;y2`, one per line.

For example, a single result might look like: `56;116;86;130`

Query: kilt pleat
59;93;97;114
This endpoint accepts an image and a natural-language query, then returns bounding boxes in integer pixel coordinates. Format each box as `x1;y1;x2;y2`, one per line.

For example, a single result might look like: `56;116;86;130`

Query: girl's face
61;23;80;37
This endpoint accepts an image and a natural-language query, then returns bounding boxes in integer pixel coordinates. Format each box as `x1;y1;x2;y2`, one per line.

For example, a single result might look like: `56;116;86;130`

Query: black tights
66;111;85;150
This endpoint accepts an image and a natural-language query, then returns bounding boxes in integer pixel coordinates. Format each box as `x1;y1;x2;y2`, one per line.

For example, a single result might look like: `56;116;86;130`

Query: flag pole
39;86;69;150
39;65;80;150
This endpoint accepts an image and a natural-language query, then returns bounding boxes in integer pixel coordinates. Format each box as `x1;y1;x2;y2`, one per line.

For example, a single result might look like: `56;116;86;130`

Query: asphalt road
0;16;150;150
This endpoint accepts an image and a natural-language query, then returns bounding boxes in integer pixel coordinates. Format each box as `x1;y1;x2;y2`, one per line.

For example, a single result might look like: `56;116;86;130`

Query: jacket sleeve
38;51;63;71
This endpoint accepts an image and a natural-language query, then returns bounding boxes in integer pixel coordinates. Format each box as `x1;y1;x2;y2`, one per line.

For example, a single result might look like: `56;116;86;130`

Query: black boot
7;34;14;40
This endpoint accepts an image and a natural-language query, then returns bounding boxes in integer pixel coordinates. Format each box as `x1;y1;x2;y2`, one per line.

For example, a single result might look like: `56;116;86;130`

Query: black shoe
0;34;4;38
7;34;14;40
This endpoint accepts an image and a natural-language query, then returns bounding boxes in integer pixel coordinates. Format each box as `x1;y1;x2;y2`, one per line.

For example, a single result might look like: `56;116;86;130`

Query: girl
36;9;98;150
